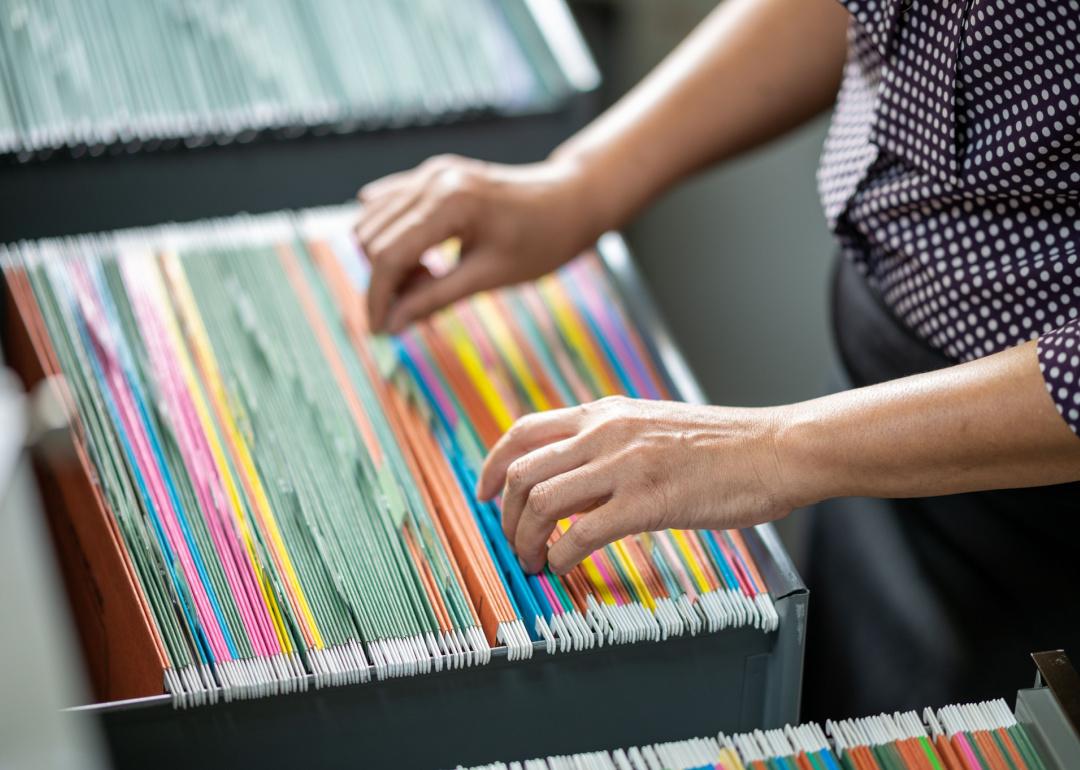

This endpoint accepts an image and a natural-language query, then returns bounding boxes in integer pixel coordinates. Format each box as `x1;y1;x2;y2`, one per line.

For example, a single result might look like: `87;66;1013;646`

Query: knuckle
505;458;531;492
525;480;556;519
433;167;479;203
503;423;524;446
595;395;632;425
423;153;456;171
549;437;574;462
576;423;606;448
578;400;605;423
584;416;626;448
510;413;540;437
565;519;601;555
363;238;385;262
592;414;630;444
503;421;523;443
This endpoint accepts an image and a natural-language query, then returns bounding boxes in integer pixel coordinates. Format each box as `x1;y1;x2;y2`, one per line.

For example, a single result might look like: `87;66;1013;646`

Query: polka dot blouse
819;0;1080;435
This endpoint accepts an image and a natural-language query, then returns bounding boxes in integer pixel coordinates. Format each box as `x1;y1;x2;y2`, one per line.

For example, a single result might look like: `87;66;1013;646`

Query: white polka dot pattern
820;0;1080;435
1038;324;1080;431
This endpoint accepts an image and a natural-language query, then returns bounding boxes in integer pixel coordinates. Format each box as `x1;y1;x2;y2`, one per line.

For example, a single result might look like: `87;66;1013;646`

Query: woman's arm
357;0;849;332
783;340;1080;501
477;341;1080;576
552;0;850;234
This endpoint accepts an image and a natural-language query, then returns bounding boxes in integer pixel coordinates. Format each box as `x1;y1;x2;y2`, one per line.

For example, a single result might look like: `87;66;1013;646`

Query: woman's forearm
779;341;1080;506
552;0;849;234
477;340;1080;574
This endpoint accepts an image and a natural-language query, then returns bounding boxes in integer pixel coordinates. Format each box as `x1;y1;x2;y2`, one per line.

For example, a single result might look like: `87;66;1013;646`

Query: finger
359;154;460;203
356;184;411;234
355;184;426;250
381;265;437;328
499;436;588;543
383;250;495;333
547;502;635;575
357;157;458;245
358;170;413;202
477;407;584;500
397;263;436;296
514;465;613;574
365;199;464;332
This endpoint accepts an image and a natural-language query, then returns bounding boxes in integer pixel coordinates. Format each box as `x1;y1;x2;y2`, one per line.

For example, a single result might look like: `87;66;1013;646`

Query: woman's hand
474;343;1080;577
355;155;601;334
354;0;849;335
475;396;795;575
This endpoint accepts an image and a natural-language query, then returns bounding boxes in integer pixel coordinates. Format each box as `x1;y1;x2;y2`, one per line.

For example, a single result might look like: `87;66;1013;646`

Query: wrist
770;401;838;510
548;143;637;238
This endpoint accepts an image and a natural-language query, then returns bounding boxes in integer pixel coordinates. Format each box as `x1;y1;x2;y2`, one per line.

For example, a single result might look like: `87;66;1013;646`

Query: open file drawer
2;229;807;770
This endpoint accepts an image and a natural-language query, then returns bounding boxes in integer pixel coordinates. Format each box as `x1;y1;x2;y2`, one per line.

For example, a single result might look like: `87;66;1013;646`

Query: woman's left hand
476;396;797;575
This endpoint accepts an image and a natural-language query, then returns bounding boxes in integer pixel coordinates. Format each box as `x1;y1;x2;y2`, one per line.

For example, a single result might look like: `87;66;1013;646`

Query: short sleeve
1037;320;1080;436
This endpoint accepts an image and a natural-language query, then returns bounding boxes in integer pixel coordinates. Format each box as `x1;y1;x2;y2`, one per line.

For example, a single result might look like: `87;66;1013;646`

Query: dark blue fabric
800;255;1080;721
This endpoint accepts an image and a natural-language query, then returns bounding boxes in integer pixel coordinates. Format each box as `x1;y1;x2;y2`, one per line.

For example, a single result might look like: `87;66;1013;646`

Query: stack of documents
1;204;774;707
0;0;575;161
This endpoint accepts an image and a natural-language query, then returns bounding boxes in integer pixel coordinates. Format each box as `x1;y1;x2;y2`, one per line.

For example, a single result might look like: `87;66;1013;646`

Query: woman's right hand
355;154;602;334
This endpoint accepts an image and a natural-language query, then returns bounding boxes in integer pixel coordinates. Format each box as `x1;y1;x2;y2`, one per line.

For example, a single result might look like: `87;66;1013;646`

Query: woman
355;0;1080;717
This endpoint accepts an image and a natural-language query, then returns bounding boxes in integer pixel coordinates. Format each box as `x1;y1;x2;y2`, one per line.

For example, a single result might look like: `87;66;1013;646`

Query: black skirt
800;255;1080;721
